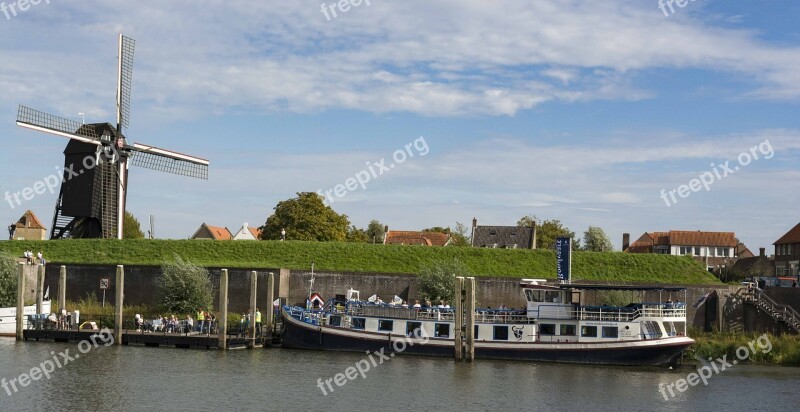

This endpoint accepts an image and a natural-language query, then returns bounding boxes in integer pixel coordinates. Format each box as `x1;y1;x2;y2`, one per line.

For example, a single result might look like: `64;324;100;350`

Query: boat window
329;315;342;327
435;323;450;338
525;289;534;302
494;326;509;341
545;291;562;303
406;321;422;337
602;326;618;338
581;326;597;338
560;324;576;336
528;290;545;302
378;320;394;332
540;324;556;335
352;317;366;330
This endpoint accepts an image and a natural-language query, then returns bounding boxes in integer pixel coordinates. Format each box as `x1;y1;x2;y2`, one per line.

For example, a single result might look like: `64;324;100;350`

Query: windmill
16;34;209;240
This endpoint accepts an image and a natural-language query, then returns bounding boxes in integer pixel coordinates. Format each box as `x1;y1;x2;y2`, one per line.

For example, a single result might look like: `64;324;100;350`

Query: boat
0;300;52;337
280;280;695;366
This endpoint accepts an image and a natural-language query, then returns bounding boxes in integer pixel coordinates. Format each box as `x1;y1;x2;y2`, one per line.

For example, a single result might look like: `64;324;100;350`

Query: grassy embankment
1;239;720;284
685;331;800;366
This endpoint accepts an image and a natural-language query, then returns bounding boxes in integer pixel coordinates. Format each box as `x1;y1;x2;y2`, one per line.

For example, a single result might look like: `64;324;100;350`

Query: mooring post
114;265;124;346
218;269;229;350
16;263;26;341
264;272;275;348
36;264;44;316
454;276;464;361
465;277;476;361
248;270;257;349
58;265;67;313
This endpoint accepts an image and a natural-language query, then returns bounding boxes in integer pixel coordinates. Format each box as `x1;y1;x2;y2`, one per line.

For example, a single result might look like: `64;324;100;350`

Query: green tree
123;211;145;239
417;259;470;305
517;215;539;228
156;255;213;314
449;222;471;247
583;226;614;252
259;192;350;242
519;215;580;250
422;227;450;234
366;220;385;243
0;253;18;307
346;225;370;243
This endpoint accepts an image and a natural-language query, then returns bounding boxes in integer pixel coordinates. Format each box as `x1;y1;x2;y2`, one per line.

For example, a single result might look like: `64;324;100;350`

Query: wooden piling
114;265;124;345
218;269;229;350
465;277;476;361
454;276;464;361
248;270;257;349
16;263;25;341
58;265;67;313
264;272;275;348
36;264;44;315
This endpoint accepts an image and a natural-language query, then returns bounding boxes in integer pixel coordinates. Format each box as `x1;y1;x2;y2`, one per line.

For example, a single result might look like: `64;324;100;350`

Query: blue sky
0;1;798;253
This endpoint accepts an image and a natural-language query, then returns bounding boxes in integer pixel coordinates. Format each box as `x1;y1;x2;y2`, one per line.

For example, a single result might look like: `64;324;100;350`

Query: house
190;223;232;240
471;218;536;249
10;210;47;240
730;248;775;281
623;230;743;270
773;222;800;277
383;227;449;246
233;223;261;240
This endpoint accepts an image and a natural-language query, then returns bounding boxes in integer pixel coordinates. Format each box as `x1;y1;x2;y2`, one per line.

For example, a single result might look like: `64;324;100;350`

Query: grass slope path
0;240;720;285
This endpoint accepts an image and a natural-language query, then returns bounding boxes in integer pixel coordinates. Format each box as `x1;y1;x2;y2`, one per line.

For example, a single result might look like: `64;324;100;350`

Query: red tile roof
248;226;261;239
668;231;737;247
775;222;800;245
207;225;232;240
625;230;738;252
192;223;232;240
16;210;46;230
384;231;449;246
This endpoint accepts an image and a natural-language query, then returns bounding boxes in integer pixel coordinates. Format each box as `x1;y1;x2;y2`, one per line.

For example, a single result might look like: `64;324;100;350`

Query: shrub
156;255;213;314
0;253;18;307
417;258;470;305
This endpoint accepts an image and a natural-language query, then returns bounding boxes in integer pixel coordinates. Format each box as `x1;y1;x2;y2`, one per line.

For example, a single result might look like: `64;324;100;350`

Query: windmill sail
16;105;101;144
117;34;135;130
129;143;209;179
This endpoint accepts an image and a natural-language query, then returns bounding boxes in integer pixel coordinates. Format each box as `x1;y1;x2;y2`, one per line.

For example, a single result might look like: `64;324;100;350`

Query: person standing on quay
281;228;286;241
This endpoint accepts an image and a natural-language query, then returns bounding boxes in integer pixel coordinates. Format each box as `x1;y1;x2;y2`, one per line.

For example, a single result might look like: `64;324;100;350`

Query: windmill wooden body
16;34;208;239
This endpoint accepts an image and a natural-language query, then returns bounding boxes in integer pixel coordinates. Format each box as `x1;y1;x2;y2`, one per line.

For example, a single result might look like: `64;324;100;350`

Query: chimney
470;218;477;247
623;233;630;252
760;247;765;257
531;221;537;250
384;225;389;234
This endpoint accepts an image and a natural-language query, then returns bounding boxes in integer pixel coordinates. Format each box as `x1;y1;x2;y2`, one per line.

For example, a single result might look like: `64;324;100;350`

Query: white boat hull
0;301;52;337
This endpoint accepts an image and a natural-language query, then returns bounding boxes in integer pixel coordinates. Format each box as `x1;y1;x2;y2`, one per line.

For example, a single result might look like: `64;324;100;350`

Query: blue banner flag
556;237;571;282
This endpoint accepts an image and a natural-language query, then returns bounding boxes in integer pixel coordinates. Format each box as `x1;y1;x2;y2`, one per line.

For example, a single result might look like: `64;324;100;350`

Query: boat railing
475;310;530;324
346;303;455;321
528;304;687;322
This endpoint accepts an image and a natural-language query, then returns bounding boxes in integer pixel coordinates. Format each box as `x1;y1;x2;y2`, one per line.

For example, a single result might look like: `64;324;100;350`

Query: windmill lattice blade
129;150;209;180
16;105;101;142
117;35;135;129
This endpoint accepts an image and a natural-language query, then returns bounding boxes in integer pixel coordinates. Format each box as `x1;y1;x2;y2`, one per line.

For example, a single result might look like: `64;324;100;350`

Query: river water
0;338;798;411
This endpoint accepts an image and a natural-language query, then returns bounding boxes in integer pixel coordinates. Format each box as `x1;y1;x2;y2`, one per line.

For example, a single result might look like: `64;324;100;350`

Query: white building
233;223;261;240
